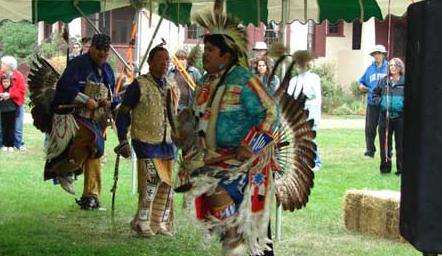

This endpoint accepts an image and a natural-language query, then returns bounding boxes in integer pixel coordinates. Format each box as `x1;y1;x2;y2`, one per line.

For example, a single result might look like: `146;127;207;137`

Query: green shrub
39;34;68;59
310;63;365;116
350;80;363;97
311;63;344;114
0;21;37;64
332;103;353;115
188;44;203;71
349;101;366;115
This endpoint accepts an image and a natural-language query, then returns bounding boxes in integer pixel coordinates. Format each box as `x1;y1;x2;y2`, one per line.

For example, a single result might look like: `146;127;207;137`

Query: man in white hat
253;41;268;58
358;44;388;158
68;37;82;62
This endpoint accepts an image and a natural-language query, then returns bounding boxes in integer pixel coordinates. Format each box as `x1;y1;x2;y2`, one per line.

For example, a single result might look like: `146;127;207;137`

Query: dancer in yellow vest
115;45;177;236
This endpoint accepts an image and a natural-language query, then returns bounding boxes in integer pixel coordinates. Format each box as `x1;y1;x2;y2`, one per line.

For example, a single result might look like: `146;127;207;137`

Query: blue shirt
257;74;280;96
51;53;115;158
359;60;388;106
168;65;202;110
116;78;175;160
52;53;115;110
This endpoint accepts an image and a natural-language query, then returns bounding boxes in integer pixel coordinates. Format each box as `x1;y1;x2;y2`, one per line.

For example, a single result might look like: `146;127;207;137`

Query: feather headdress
193;11;249;67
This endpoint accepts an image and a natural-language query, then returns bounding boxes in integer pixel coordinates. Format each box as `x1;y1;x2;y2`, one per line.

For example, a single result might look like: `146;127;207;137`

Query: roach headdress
193;11;249;67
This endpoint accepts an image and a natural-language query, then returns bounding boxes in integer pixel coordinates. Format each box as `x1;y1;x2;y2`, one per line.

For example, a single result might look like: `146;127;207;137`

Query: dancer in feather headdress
28;34;115;210
172;10;316;255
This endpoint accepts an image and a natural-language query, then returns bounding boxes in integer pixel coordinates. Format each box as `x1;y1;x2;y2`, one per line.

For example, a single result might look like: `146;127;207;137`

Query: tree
0;21;37;63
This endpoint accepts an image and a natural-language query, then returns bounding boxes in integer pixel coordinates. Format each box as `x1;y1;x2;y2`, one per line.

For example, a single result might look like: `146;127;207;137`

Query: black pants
1;111;16;147
378;113;403;173
365;104;380;154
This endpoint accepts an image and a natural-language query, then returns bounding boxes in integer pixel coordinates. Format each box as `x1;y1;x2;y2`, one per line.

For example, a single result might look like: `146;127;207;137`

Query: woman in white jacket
287;50;322;170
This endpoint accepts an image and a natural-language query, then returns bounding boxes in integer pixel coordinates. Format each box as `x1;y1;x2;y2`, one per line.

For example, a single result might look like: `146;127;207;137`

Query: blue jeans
312;120;321;169
314;147;322;168
14;105;25;148
0;117;2;147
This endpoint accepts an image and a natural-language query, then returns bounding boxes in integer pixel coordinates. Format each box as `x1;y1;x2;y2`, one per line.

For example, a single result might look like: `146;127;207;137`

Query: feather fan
28;55;60;133
272;55;316;211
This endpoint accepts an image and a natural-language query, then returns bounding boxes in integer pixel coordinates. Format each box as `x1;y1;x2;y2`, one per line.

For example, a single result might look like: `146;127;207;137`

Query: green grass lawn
0;125;421;256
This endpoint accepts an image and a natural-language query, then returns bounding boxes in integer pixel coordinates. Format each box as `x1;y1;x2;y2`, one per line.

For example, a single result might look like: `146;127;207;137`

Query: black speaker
400;0;442;254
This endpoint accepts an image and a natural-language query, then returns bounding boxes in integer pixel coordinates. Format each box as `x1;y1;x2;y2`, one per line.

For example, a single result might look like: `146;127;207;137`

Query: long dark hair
203;34;239;65
255;57;274;76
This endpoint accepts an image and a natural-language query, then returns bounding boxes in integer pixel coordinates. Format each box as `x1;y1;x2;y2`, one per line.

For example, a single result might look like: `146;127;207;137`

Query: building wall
289;21;308;52
315;19;377;89
68;18;82;39
137;11;185;74
69;9;185;74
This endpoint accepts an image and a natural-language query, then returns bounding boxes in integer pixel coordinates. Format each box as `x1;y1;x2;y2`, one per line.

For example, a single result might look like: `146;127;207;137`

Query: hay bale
343;189;404;241
343;189;363;231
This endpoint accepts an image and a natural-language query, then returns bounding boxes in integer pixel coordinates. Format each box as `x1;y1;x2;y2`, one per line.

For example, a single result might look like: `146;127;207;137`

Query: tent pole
276;0;289;242
135;9;143;77
138;2;170;74
73;3;131;71
131;147;137;195
138;15;165;74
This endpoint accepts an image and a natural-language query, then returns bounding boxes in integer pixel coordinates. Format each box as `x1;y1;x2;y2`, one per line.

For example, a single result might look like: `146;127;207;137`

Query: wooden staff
171;55;197;90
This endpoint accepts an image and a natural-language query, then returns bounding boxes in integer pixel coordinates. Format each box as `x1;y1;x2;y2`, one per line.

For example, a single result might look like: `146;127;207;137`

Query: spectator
0;56;26;151
252;41;268;60
250;41;270;71
359;45;388;158
0;75;18;152
374;58;405;175
68;37;82;62
255;57;280;95
80;37;91;55
287;50;322;171
168;49;202;111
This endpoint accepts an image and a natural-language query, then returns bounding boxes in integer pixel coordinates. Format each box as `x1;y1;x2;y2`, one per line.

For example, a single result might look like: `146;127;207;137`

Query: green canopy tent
0;0;420;25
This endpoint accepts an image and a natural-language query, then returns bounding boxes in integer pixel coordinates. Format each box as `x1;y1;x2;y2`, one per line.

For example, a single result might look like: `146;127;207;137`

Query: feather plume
193;11;248;67
268;42;287;59
28;55;60;133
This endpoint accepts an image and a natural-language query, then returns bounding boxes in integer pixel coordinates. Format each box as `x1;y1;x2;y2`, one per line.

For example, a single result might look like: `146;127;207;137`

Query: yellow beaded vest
130;74;173;144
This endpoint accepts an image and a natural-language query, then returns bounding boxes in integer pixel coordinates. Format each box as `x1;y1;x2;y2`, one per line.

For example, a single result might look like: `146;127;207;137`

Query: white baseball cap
370;45;387;56
253;41;268;50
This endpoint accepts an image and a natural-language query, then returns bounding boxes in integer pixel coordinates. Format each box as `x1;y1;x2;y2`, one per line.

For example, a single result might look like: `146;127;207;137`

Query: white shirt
287;70;322;129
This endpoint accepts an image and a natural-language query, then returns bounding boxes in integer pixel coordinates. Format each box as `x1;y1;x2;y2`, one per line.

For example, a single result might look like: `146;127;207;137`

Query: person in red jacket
0;75;19;151
0;56;26;150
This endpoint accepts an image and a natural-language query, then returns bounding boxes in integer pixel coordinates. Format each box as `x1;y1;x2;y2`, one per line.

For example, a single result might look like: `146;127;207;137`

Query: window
186;24;204;40
264;27;279;45
111;7;135;44
264;22;279;45
44;22;52;40
84;7;134;44
352;20;362;50
85;13;110;39
313;22;326;57
185;24;204;43
326;21;344;37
